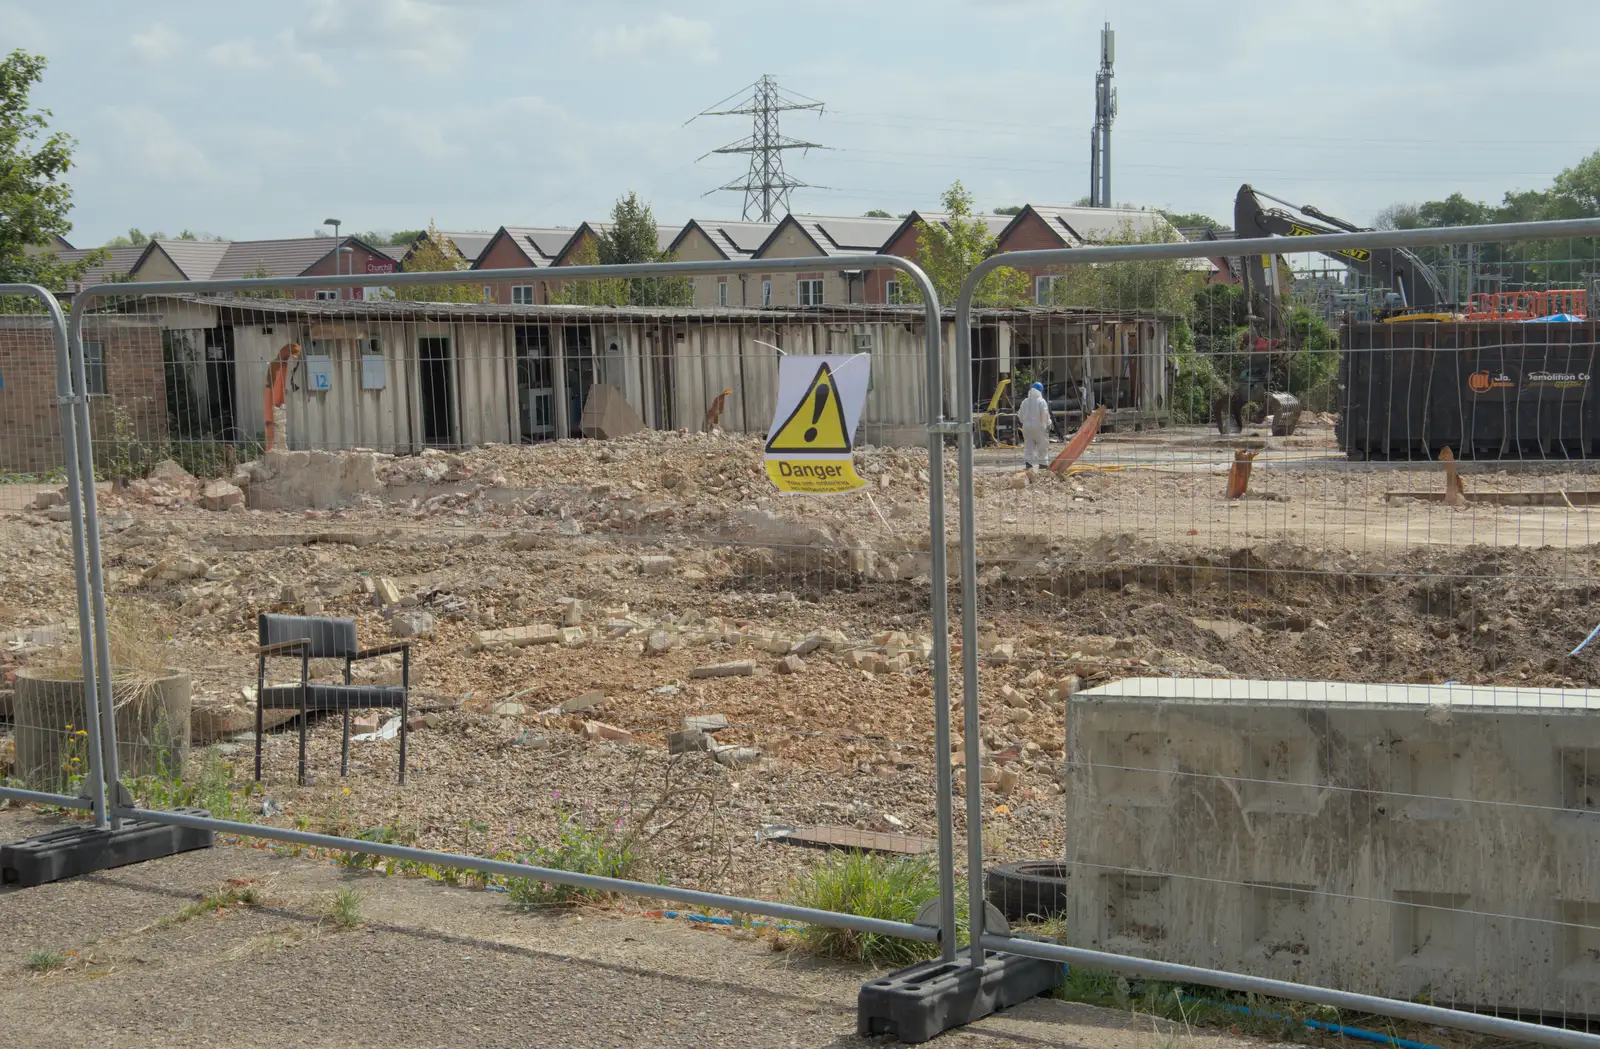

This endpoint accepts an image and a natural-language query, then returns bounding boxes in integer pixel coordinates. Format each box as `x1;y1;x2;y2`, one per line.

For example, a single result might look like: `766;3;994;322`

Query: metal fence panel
47;256;967;959
953;219;1600;1046
0;283;109;828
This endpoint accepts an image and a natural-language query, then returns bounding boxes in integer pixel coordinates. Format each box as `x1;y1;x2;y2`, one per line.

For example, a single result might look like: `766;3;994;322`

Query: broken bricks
471;624;560;651
582;720;631;744
688;660;755;679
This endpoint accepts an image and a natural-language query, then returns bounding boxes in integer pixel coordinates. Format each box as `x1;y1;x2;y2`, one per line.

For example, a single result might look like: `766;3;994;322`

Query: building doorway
562;325;594;437
515;325;554;443
417;336;456;447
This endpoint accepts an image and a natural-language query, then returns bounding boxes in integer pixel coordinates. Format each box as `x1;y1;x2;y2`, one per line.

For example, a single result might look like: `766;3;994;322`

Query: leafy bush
787;852;965;967
505;806;640;909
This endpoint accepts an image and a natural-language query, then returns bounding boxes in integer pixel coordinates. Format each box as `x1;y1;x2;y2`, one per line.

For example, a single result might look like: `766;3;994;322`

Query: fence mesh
28;269;971;920
973;228;1600;1027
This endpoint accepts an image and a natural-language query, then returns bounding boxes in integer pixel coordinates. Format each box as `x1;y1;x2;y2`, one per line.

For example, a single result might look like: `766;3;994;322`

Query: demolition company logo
1467;370;1515;393
1527;369;1589;389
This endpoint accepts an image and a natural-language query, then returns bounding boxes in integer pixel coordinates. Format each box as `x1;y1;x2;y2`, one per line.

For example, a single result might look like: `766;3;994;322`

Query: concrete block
472;624;559;651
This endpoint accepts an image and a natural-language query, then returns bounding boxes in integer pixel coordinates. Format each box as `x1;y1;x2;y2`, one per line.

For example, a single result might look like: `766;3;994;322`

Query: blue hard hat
1031;382;1044;392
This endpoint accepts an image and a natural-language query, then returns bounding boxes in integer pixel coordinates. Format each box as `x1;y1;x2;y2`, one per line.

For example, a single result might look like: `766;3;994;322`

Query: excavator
263;342;302;449
1212;185;1455;437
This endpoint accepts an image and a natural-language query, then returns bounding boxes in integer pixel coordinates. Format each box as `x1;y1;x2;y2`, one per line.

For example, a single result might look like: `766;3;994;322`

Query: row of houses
0;294;1179;473
42;204;1222;309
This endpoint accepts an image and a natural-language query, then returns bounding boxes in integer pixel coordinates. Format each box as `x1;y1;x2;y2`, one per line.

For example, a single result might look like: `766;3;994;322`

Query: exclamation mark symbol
804;383;830;443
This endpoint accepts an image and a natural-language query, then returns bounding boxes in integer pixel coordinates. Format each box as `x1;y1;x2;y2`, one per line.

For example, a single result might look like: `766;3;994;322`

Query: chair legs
254;655;266;782
296;648;310;787
340;659;351;777
397;647;410;785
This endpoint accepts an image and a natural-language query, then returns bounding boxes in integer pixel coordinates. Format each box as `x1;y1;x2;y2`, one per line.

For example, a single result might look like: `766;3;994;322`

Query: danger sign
764;355;870;495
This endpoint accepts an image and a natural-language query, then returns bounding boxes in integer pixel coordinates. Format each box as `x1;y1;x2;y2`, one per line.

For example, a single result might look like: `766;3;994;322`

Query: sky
5;0;1599;246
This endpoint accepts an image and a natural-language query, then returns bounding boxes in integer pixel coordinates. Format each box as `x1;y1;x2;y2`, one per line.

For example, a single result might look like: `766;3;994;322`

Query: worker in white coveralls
1018;381;1052;469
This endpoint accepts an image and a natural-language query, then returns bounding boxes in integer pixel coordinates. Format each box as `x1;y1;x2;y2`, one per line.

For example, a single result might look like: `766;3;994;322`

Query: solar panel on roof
717;223;776;253
813;218;899;251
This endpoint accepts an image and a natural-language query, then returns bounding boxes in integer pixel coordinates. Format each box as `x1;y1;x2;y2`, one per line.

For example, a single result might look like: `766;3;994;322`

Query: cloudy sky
5;0;1598;245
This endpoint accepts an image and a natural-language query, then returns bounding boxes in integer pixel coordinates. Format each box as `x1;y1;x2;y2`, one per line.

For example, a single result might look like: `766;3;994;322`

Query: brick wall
0;318;167;475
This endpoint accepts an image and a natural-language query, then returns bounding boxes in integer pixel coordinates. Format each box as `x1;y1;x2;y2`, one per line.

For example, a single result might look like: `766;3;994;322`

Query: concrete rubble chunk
558;626;587;647
638;555;676;576
491;702;526;717
683;713;729;734
560;691;604;714
391;611;436;638
689;660;754;679
979;763;1001;785
143;555;208;584
202;480;245;512
374;577;402;607
1000;685;1029;708
1007;707;1034;725
713;745;762;768
644;630;676;655
561;600;583;627
582;720;631;743
996;767;1021;794
790;635;828;657
668;728;712;755
776;654;805;675
472;624;560;651
33;490;63;510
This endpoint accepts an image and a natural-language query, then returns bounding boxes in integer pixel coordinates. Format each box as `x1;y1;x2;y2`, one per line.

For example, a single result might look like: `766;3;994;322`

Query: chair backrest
258;613;358;659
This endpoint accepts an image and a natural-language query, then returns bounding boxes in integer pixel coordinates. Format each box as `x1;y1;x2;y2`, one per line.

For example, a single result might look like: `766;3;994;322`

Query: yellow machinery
975;377;1016;448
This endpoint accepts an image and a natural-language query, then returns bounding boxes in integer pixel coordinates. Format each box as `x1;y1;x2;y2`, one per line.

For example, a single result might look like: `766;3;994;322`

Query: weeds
504;806;640;910
329;887;363;929
171;880;259;924
24;950;67;973
787;851;966;968
132;749;257;822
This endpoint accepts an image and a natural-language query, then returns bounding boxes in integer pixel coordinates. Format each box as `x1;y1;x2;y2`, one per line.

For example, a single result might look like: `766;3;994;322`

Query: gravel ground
0;809;1282;1049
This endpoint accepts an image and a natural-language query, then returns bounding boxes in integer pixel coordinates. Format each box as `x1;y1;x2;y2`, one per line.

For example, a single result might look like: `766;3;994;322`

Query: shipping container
1339;319;1600;459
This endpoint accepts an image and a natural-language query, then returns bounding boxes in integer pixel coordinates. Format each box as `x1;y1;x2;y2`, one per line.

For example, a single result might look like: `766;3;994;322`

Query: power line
688;75;828;222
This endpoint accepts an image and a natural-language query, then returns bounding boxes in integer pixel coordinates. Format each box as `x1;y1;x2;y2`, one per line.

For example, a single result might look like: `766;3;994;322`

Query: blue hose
1199;996;1442;1049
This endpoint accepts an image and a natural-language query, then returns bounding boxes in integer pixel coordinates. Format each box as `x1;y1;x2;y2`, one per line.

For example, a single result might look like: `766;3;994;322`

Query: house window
82;340;107;396
1035;275;1062;304
798;277;824;307
717;280;729;307
761;279;772;307
512;284;535;305
483;286;493;303
885;279;907;305
314;289;338;301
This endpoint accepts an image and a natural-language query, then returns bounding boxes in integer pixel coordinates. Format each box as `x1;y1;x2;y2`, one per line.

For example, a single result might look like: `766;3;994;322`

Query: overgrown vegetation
1054;966;1432;1049
1043;217;1202;316
504;805;641;909
787;852;965;967
394;219;483;303
97;400;261;482
171;880;259;924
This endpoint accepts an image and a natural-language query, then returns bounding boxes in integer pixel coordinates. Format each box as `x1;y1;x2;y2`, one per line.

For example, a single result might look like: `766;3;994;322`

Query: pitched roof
435;231;495;264
883;210;1010;250
666;219;781;261
374;242;411;263
53;245;151;284
148;239;231;280
552;222;681;265
475;226;579;269
1007;205;1179;247
753;214;903;258
209;237;344;280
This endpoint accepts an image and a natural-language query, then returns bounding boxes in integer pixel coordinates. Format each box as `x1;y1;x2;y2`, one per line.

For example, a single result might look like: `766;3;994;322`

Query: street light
324;218;344;297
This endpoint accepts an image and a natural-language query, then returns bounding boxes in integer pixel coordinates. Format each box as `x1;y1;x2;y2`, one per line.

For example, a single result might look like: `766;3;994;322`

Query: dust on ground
3;424;1600;898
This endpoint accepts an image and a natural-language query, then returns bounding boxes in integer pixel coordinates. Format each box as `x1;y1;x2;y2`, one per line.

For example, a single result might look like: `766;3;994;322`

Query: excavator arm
1234;184;1447;315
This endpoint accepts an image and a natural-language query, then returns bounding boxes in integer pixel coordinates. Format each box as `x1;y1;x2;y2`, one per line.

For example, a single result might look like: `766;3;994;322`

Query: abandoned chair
253;613;411;787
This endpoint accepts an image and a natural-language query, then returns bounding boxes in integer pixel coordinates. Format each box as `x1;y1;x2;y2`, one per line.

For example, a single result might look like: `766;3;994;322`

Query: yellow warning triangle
766;362;853;453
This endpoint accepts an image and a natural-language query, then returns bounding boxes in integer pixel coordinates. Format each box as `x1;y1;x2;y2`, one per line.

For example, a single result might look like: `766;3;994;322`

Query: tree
105;228;154;247
1044;217;1201;315
357;229;424;246
862;209;892;218
901;181;1031;307
0;50;101;292
1160;211;1226;233
992;205;1023;216
395;219;484;303
552;192;690;307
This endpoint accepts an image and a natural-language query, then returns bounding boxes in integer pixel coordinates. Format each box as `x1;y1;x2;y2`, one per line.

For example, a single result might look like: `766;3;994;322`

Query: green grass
130;749;257;823
329;887;363;929
787;852;966;968
24;950;67;973
504;808;640;910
